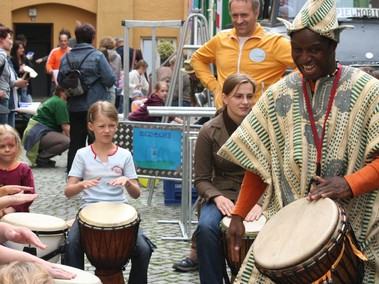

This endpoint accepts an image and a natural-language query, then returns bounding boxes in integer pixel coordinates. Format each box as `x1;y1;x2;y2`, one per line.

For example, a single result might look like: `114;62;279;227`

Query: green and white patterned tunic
218;65;379;283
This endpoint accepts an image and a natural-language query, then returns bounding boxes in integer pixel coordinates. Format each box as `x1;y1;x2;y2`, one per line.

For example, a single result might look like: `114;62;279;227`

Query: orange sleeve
345;155;379;197
232;170;267;218
45;51;55;74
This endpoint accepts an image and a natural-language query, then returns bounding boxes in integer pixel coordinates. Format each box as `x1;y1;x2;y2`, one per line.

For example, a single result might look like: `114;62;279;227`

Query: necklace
303;63;342;192
326;63;340;77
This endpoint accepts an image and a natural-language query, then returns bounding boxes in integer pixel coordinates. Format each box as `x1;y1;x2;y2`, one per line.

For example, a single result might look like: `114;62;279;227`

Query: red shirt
0;162;35;212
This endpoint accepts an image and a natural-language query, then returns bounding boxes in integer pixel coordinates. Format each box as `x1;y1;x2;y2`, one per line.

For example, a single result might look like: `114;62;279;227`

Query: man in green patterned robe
218;0;379;283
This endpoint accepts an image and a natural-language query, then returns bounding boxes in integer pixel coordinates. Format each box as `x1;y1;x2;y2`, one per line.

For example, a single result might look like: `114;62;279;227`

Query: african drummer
218;0;379;283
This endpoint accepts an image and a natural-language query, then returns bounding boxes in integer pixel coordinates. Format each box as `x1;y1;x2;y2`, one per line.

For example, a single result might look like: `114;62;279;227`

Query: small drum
78;202;140;284
1;212;67;263
253;198;365;284
220;215;266;276
53;264;102;284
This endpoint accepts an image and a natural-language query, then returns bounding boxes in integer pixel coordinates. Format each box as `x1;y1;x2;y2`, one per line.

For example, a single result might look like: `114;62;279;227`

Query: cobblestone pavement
25;151;202;284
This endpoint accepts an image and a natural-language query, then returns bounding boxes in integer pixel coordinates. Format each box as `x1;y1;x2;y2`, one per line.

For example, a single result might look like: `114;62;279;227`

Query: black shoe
36;160;56;168
172;257;198;272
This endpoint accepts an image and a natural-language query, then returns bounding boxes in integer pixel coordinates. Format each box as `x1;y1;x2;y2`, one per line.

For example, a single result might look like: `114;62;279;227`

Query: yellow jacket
191;23;296;108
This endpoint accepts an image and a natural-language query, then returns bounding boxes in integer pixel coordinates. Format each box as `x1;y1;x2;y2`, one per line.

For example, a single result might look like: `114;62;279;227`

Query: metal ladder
164;12;212;109
157;13;212;241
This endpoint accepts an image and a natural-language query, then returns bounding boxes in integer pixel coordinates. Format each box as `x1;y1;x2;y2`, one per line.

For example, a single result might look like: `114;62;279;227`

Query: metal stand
147;107;215;240
121;12;211;118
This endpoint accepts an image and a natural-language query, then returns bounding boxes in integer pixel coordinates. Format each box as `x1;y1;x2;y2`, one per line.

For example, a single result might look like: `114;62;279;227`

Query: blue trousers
64;218;154;284
0;98;9;124
195;202;226;284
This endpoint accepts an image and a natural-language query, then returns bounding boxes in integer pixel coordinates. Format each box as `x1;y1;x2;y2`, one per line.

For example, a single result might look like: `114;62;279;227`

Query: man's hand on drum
0;185;33;197
245;204;262;222
307;176;353;201
214;195;235;216
227;214;245;263
0;222;47;250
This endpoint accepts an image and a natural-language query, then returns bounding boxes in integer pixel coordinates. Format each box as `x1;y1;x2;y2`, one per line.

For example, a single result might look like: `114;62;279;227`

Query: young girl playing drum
64;101;155;284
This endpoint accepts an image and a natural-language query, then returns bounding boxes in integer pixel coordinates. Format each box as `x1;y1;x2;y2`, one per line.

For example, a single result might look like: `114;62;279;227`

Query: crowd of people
0;0;379;283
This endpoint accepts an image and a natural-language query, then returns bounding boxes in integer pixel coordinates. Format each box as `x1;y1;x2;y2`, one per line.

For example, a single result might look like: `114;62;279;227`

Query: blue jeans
7;111;15;128
20;87;33;103
64;218;154;284
172;100;190;107
195;202;225;284
0;98;9;124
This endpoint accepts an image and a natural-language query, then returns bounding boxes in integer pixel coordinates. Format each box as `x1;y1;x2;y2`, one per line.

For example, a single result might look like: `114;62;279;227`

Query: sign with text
336;8;379;18
133;128;182;171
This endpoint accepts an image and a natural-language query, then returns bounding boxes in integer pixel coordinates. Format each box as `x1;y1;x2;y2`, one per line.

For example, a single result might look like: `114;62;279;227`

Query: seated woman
22;85;70;168
174;74;263;283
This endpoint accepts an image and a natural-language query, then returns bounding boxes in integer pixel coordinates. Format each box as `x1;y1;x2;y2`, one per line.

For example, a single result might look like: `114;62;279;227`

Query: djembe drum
78;202;140;284
253;198;365;283
53;264;102;284
220;215;266;276
1;212;67;263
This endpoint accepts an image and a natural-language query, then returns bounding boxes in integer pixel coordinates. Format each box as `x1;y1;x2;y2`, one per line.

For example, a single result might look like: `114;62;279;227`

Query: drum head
53;264;102;284
79;202;138;227
221;215;266;237
1;213;67;231
253;198;339;269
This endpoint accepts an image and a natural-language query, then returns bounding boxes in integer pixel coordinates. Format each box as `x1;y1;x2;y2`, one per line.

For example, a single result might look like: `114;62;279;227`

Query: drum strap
313;234;367;283
346;234;368;262
40;242;66;261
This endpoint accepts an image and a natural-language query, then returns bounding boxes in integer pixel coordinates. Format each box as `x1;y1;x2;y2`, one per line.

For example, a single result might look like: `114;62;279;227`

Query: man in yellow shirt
191;0;296;109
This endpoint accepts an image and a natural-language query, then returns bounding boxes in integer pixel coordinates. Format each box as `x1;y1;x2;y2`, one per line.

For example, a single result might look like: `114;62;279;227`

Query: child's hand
0;185;34;197
108;177;131;188
80;178;101;189
4;193;39;207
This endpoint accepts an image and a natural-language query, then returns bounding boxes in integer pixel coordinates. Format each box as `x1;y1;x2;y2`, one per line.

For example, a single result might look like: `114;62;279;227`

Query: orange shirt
233;156;379;218
46;47;71;81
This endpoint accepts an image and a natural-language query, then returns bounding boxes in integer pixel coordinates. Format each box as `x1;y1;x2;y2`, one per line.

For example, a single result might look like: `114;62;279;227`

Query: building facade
1;0;190;97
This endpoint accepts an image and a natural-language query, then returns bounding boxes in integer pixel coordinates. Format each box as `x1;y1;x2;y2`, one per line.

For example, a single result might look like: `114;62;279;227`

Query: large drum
53;264;102;284
253;198;365;283
78;202;140;284
1;212;67;263
220;215;266;276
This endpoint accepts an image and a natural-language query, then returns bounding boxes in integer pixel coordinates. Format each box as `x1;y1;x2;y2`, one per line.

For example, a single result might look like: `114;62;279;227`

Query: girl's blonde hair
87;101;119;137
0;261;54;284
0;124;22;161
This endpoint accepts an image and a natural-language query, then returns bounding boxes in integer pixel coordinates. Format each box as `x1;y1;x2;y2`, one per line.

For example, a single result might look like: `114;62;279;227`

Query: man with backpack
58;23;115;173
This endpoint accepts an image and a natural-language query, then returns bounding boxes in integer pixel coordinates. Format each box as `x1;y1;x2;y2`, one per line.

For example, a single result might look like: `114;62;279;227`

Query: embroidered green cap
277;0;354;42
